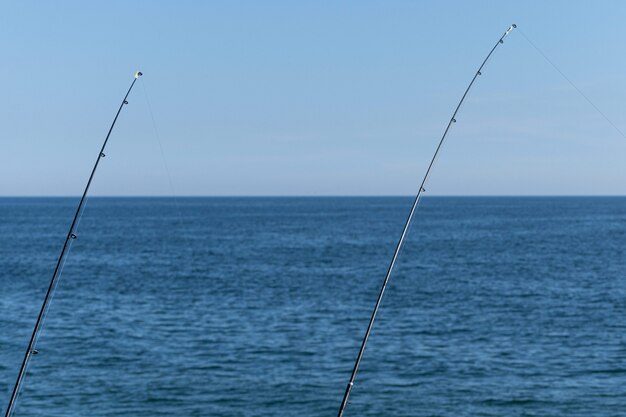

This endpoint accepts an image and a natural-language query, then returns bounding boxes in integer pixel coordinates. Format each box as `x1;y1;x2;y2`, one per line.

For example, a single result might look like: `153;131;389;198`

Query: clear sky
1;1;625;196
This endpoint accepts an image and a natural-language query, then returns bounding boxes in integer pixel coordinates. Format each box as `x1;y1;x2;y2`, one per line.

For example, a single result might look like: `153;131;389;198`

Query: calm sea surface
1;197;626;417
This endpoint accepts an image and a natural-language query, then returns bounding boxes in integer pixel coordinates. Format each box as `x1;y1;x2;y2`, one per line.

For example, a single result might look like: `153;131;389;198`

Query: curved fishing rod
3;71;143;417
336;24;516;417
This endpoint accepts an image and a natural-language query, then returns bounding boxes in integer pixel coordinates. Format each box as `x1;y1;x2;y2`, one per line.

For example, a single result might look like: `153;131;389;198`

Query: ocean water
1;197;626;417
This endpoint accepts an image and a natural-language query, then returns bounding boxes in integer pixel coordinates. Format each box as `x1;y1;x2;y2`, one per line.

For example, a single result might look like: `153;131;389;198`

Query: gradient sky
1;1;625;196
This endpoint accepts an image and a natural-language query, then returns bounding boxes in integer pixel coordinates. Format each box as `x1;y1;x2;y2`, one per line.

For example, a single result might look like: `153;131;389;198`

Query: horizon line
2;194;626;198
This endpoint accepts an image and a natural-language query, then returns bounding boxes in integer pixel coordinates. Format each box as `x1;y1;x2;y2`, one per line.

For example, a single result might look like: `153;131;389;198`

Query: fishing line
335;24;516;417
3;71;143;417
518;28;626;140
140;79;183;205
139;78;191;270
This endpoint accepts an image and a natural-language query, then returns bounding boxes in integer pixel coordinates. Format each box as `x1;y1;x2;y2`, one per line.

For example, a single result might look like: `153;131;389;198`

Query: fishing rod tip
134;71;143;79
504;24;517;36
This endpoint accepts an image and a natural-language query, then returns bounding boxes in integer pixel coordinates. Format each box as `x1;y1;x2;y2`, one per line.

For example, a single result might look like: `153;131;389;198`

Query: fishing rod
3;71;143;417
336;24;516;417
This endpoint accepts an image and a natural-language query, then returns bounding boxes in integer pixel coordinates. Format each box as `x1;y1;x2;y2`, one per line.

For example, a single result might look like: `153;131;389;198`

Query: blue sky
1;1;625;196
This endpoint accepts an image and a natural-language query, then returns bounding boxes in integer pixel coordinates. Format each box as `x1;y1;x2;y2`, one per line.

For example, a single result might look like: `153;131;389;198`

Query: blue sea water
1;197;626;417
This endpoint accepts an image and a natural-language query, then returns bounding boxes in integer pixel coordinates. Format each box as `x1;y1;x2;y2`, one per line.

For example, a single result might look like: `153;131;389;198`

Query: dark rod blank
336;25;516;417
3;71;142;417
